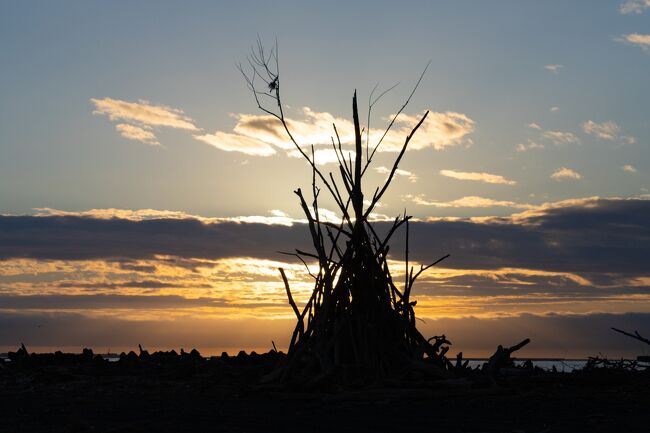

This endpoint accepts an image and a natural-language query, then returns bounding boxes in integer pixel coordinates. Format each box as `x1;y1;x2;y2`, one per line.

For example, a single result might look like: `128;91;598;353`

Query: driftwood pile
239;40;531;386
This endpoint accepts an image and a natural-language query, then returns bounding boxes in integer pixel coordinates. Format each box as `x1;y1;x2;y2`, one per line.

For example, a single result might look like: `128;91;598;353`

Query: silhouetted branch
279;268;303;337
612;327;650;346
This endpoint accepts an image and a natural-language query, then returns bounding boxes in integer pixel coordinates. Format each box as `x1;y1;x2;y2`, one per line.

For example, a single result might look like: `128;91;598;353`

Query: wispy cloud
31;207;300;226
623;164;637;173
115;124;160;146
91;97;198;146
582;120;636;144
198;107;475;157
617;33;650;50
33;207;215;222
407;195;532;209
515;140;545;152
526;122;580;145
193;131;276;156
439;169;516;185
393;111;475;151
551;167;582;180
620;0;650;14
375;166;418;182
288;148;342;165
582;120;620;140
91;98;197;130
542;130;581;145
550;106;560;112
544;64;563;74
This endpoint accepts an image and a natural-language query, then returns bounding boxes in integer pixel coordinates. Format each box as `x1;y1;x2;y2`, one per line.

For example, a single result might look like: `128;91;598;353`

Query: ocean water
2;354;645;372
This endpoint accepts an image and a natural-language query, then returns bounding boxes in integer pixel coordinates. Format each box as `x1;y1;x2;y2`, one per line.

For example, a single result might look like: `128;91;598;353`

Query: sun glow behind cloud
3;255;648;322
197;108;475;157
3;196;650;356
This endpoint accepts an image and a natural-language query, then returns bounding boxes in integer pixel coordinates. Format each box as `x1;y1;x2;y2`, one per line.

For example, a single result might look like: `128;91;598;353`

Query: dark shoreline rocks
1;345;650;432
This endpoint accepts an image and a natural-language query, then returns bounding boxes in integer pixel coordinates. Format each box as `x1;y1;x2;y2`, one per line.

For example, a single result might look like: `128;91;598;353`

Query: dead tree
240;38;450;384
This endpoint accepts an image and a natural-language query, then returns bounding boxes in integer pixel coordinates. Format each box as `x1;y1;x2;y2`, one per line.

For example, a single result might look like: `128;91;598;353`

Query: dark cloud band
1;197;649;275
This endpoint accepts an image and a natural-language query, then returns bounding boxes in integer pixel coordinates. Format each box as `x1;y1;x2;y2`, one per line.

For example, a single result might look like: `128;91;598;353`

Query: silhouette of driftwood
485;338;531;379
240;38;452;384
611;327;650;346
612;328;650;362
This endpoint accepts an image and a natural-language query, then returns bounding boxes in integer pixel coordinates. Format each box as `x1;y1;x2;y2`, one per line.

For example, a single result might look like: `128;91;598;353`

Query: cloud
581;120;635;144
33;207;214;222
407;195;532;209
544;64;563;74
550;106;560;112
3;197;650;275
551;167;582;180
623;164;637;173
287;148;341;165
542;130;581;145
515;141;545;152
201;107;475;157
32;207;301;226
620;0;650;14
4;197;650;352
193;131;276;156
581;120;620;140
525;122;580;146
375;166;418;182
618;33;650;50
392;112;475;151
114;124;160;146
91;98;197;130
439;169;516;185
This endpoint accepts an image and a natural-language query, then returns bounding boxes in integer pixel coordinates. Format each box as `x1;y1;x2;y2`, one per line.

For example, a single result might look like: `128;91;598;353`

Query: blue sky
1;1;648;217
1;1;650;356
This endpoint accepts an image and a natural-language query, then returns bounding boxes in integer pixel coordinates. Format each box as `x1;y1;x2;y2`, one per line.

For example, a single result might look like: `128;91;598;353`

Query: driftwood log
486;338;531;378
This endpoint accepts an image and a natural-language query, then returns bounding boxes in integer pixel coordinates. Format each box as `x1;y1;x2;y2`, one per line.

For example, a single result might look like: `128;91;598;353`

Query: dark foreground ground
1;349;649;433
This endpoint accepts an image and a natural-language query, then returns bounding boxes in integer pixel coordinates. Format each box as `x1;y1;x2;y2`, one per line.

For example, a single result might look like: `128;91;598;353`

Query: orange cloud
439;169;516;185
91;98;197;130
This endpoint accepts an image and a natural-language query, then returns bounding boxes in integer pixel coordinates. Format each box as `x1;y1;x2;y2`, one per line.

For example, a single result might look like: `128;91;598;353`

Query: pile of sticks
240;39;450;383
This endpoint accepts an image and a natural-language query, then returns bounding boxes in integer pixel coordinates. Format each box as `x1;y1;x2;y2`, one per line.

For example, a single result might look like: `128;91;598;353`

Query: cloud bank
5;197;649;275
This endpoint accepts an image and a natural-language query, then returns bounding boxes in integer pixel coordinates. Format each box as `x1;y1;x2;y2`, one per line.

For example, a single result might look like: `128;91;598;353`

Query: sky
1;1;650;357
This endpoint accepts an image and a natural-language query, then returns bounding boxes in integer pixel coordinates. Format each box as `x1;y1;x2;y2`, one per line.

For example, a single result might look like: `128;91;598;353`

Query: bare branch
279;267;303;337
612;327;650;346
365;110;429;217
362;62;430;177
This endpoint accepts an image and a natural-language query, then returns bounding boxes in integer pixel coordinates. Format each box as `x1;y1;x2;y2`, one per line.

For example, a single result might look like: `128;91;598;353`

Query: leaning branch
612;327;650;346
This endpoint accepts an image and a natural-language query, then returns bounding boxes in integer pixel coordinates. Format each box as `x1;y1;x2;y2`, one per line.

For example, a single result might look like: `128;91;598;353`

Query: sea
0;354;599;371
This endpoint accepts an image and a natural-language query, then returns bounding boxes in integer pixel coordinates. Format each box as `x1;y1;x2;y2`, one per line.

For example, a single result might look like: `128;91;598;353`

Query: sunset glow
1;1;649;358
